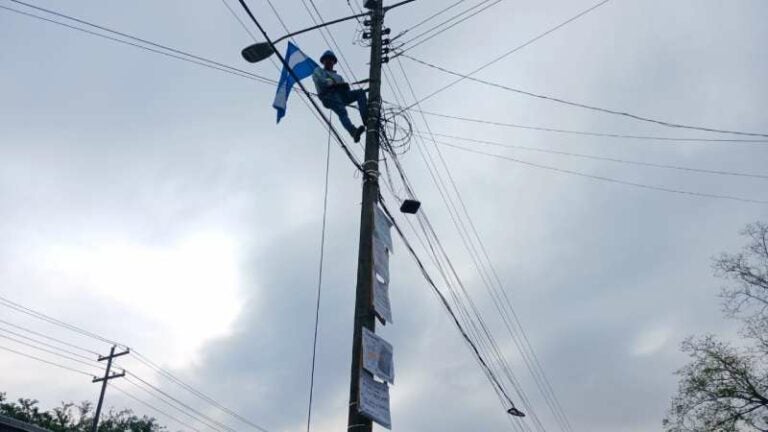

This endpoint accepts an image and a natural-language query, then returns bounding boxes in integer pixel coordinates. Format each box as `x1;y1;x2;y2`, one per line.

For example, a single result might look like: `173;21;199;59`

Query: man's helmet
320;50;337;62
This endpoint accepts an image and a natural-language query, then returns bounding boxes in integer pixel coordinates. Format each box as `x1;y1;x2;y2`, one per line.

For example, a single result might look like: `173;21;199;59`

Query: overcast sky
1;0;767;431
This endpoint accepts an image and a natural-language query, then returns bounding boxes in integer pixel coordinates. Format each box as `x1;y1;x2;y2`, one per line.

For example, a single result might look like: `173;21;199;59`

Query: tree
0;392;165;432
665;222;768;432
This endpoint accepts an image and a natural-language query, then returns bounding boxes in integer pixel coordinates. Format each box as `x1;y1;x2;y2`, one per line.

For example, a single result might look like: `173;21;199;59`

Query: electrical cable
0;344;95;377
299;0;360;84
397;57;556;431
3;0;276;85
418;131;768;180
122;375;229;432
0;318;101;355
235;0;363;173
129;351;272;432
377;201;527;421
391;0;468;42
0;295;273;432
413;109;768;144
439;140;768;204
383;68;532;431
127;373;239;432
399;0;612;111
394;0;504;55
404;54;768;139
110;384;205;432
385;62;537;431
0;333;105;372
217;0;364;165
305;115;332;432
0;296;120;346
0;326;101;364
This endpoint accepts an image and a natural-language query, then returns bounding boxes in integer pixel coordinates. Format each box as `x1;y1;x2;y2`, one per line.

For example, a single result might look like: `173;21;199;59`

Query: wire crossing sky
2;0;767;431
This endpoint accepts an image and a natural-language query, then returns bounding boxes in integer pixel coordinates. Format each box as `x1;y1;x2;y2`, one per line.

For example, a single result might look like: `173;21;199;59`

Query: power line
299;0;360;83
123;375;231;432
419;131;768;180
394;0;504;55
127;373;239;432
0;318;101;355
234;0;363;174
2;0;276;85
0;295;272;432
130;351;272;432
386;60;540;431
404;55;768;139
377;202;527;424
0;344;95;377
393;58;553;432
0;296;120;346
391;0;468;41
216;0;365;163
0;326;101;364
439;140;768;204
110;384;205;432
0;332;105;372
399;0;612;110
305;116;332;432
414;109;768;144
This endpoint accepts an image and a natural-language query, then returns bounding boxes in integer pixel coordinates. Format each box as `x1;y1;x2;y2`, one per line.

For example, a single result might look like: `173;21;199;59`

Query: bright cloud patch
630;327;671;357
43;232;242;368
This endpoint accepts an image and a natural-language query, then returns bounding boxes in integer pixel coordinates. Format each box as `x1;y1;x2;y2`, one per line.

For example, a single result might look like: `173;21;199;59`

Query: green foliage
665;222;768;431
0;392;165;432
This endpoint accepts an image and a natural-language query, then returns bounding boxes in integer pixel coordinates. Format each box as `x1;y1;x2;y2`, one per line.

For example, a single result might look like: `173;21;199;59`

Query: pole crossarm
92;370;126;383
91;345;129;432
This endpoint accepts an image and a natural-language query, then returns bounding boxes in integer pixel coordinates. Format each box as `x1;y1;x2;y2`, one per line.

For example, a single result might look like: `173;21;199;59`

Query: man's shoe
353;125;366;143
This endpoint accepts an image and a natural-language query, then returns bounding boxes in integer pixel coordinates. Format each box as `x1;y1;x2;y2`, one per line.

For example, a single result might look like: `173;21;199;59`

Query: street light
240;0;416;64
241;11;369;63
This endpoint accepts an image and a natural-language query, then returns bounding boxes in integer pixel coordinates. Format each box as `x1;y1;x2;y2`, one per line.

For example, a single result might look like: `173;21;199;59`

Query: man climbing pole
312;50;368;143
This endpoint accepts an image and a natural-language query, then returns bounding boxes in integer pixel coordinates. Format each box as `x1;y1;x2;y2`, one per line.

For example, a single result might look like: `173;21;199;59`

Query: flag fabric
272;42;318;123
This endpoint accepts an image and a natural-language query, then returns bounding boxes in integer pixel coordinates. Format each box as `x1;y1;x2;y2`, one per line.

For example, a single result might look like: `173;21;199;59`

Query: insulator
382;28;391;35
364;19;372;26
381;56;390;63
383;38;391;45
382;47;390;54
363;32;372;39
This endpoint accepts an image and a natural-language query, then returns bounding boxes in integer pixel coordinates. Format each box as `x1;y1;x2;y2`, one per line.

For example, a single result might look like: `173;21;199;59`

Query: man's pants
320;88;368;136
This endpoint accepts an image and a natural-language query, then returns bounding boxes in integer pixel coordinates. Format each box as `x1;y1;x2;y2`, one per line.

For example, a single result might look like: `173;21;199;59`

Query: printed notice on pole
359;371;392;429
373;274;392;324
373;236;389;282
374;204;393;252
362;327;395;384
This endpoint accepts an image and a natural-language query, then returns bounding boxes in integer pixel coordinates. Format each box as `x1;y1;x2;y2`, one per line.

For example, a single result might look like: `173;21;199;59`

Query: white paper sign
372;274;392;324
374;205;393;252
373;236;389;283
362;328;395;384
359;371;392;429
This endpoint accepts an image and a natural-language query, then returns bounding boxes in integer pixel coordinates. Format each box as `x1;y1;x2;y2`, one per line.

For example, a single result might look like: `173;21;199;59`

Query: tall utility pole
347;0;385;430
91;345;129;432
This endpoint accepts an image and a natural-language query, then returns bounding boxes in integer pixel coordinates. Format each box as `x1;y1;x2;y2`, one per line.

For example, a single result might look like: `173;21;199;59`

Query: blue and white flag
272;42;318;123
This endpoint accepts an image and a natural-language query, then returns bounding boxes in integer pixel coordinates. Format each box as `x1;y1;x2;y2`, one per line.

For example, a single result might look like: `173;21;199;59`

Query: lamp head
242;42;275;63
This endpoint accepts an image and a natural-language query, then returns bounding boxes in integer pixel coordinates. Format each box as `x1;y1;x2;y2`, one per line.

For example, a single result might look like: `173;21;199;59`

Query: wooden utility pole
91;345;129;432
347;0;385;430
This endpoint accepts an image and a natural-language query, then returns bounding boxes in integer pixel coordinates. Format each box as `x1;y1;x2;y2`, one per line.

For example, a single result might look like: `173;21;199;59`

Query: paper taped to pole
373;236;389;283
359;371;392;429
362;327;395;384
374;204;393;252
373;273;393;324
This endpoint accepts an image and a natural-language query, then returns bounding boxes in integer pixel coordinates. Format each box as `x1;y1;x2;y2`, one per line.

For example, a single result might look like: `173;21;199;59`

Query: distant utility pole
347;0;386;430
91;345;129;432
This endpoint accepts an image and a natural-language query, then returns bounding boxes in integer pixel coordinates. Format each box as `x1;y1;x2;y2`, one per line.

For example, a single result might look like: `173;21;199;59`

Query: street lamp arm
273;11;370;45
